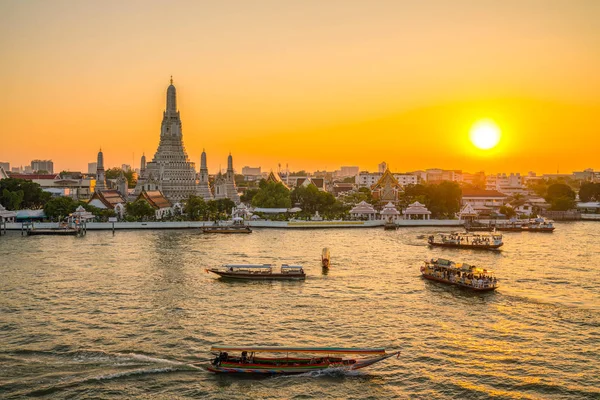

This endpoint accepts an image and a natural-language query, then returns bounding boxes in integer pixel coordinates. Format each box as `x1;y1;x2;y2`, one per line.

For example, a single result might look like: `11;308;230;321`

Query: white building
338;166;359;177
87;162;97;174
242;166;262;181
356;171;418;187
461;189;508;215
486;173;528;195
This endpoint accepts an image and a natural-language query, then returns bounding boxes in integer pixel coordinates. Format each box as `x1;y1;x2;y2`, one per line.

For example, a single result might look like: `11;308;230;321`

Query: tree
251;180;291;208
125;199;155;221
425;181;461;219
0;178;51;209
546;183;575;202
499;205;516;218
240;188;259;204
291;184;337;215
184;195;208;221
579;182;600;202
2;189;24;210
106;167;137;188
549;197;577;211
43;196;79;220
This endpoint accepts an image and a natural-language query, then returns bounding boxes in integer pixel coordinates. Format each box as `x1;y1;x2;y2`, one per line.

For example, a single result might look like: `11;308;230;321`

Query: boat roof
281;264;303;269
223;264;272;269
209;346;386;354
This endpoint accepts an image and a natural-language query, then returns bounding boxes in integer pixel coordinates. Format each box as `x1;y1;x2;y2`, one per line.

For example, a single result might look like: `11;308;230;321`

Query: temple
94;149;107;192
371;167;403;204
213;153;240;203
197;149;213;200
134;78;200;203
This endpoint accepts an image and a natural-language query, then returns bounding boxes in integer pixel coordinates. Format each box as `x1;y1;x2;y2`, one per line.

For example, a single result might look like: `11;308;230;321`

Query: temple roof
138;190;171;209
349;201;376;214
380;202;400;215
404;201;431;215
371;168;402;191
459;203;479;216
88;190;127;209
266;171;289;190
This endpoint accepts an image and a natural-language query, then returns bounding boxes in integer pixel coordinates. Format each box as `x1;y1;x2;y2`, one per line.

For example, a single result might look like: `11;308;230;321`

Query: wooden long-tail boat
206;264;306;280
206;346;399;374
321;248;330;268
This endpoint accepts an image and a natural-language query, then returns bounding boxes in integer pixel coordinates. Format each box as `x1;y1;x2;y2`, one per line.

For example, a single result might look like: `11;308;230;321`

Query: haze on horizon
1;0;599;175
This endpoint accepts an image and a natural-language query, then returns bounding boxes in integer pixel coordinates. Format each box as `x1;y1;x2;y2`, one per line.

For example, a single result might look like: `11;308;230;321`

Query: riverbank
2;219;464;231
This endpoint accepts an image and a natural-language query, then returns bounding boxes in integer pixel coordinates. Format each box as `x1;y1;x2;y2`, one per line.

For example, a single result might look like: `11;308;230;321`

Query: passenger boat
321;248;330;268
427;232;503;249
526;217;555;232
202;219;252;234
421;258;498;291
384;221;398;230
206;346;399;374
206;264;306;280
464;221;494;232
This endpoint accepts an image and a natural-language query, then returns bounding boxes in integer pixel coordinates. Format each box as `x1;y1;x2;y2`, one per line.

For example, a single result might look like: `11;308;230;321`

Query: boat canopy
281;265;303;270
223;264;272;269
210;346;387;354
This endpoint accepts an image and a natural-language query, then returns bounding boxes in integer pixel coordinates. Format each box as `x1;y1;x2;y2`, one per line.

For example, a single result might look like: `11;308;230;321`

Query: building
371;168;404;204
0;162;9;172
94;149;107;192
30;159;54;174
242;166;262;181
197;150;213;200
461;189;508;216
213;154;240;203
356;171;418;187
10;173;95;200
338;166;359;177
88;162;97;174
573;168;597;182
461;171;486;186
121;164;131;172
88;190;127;211
425;169;462;183
486;173;528;196
134;78;201;203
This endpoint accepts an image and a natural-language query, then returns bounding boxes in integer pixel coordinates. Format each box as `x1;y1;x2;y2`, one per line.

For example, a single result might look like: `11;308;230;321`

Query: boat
206;346;399;374
421;258;498;291
526;217;555;232
321;248;330;268
206;264;306;280
27;228;80;236
202;219;252;234
427;232;503;249
464;221;495;232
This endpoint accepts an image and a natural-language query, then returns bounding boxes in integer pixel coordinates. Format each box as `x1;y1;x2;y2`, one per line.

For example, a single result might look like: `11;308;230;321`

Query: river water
1;222;598;399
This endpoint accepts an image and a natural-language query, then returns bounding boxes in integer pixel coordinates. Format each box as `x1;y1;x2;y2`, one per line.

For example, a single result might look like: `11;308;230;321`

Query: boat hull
422;274;497;291
208;270;305;280
428;241;503;250
27;229;79;236
206;353;397;375
202;227;252;234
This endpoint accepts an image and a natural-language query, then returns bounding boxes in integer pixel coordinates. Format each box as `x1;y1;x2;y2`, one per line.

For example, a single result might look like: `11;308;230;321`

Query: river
0;222;598;399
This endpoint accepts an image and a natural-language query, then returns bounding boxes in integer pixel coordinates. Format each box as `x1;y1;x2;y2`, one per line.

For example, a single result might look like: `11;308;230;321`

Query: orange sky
1;0;599;175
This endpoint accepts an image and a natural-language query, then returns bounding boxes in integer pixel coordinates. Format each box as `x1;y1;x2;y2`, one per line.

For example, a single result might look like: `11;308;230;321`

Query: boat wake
275;367;364;380
3;349;205;398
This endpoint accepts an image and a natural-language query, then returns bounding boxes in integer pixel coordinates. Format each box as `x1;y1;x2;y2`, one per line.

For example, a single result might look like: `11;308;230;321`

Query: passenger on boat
241;351;248;363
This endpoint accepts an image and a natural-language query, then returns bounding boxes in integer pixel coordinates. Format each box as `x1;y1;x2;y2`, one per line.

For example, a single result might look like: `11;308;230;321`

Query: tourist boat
321;247;331;268
526;217;555;232
421;258;498;291
206;264;306;280
427;232;503;249
206;346;399;374
202;219;252;234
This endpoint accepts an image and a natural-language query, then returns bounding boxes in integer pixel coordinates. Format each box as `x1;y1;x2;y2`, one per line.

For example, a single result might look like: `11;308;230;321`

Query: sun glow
469;120;501;150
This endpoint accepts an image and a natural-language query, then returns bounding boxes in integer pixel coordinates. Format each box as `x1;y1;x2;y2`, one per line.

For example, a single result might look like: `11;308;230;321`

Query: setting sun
469;120;501;150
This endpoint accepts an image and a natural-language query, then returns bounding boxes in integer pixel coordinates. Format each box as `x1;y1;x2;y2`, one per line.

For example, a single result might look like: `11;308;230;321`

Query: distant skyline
1;0;599;174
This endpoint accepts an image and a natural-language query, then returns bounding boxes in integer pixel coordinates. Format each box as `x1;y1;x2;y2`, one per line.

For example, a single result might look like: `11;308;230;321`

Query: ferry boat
421;258;498;291
427;232;503;249
206;264;305;280
206;346;399;375
202;219;252;234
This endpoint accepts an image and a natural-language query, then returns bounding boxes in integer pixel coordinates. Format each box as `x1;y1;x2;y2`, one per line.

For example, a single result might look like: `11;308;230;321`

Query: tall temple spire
201;149;207;169
95;148;107;192
227;152;233;172
166;77;177;113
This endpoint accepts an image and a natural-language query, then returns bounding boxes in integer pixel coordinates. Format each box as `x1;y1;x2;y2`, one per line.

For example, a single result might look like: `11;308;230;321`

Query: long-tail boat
206;346;399;374
427;232;503;250
321;248;331;268
206;264;306;280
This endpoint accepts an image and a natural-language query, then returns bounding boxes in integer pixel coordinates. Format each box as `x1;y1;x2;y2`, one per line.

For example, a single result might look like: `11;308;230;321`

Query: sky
1;0;599;175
